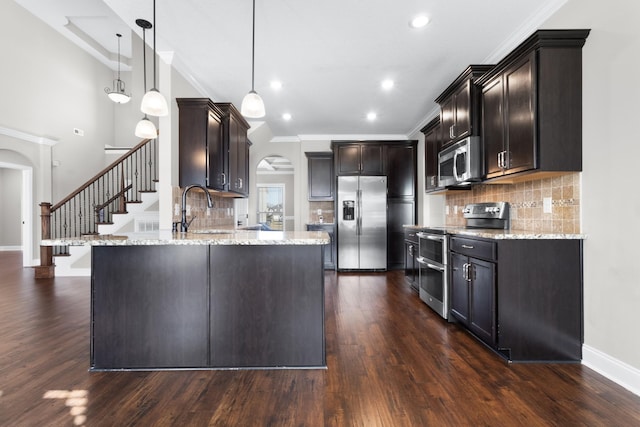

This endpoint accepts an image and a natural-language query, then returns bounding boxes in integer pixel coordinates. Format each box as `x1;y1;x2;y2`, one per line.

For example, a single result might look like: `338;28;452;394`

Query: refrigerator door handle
357;189;362;235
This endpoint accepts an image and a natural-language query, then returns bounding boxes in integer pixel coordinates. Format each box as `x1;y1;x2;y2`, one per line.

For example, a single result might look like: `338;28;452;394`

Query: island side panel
209;245;325;368
91;245;210;369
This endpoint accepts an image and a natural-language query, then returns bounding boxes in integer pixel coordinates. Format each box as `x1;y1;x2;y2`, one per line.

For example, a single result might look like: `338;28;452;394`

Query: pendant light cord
116;33;122;80
142;28;148;93
153;0;157;89
251;0;255;92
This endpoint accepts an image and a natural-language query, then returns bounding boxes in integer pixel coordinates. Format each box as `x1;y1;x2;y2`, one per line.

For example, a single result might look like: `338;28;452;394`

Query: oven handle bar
416;257;446;271
416;232;445;242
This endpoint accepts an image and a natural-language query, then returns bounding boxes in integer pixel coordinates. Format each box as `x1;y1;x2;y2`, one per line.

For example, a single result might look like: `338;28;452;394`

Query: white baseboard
582;345;640;397
0;246;21;251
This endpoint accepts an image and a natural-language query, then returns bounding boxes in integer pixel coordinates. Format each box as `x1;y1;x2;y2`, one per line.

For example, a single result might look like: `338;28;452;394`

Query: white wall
542;0;640;390
1;1;116;203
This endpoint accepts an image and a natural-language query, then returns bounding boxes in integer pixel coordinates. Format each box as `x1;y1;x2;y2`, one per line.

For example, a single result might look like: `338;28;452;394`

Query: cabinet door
482;76;505;178
336;144;361;175
424;123;441;191
450;253;469;324
440;96;455;146
469;258;496;346
228;115;240;193
178;104;208;188
307;153;334;201
387;200;415;270
385;144;415;198
361;144;383;175
453;81;471;140
207;110;226;190
505;53;536;173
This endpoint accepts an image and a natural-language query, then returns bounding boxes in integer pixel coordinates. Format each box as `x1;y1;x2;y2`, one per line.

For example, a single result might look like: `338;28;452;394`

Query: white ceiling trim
0;126;58;146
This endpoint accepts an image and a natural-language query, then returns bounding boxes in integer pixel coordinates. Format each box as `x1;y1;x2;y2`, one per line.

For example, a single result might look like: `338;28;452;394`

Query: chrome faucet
181;184;213;232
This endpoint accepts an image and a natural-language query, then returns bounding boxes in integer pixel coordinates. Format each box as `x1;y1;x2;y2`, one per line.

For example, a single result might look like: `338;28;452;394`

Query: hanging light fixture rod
135;18;157;139
105;33;131;104
140;0;168;117
241;0;266;118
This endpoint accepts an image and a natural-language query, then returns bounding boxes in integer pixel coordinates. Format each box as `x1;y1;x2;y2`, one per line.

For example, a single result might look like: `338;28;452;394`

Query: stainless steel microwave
438;136;483;187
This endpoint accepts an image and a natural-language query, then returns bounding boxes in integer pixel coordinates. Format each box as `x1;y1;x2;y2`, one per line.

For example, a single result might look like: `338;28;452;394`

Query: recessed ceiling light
367;112;377;121
381;79;394;90
270;81;283;90
282;113;292;121
410;15;429;29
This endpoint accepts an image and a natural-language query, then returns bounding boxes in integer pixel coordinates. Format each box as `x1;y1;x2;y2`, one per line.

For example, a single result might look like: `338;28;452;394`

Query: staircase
36;138;158;278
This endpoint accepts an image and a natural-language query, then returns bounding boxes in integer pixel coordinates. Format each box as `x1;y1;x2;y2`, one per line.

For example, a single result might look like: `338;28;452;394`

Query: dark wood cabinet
306;223;335;270
177;98;225;190
450;237;496;346
421;117;442;192
333;142;383;175
435;65;493;147
387;199;415;270
216;102;251;197
404;229;419;292
306;152;334;201
384;143;416;198
449;234;583;362
177;98;250;196
91;246;210;369
479;30;589;180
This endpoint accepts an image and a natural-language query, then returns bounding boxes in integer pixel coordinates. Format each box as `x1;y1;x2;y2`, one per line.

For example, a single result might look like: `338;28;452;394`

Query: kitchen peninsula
43;230;329;370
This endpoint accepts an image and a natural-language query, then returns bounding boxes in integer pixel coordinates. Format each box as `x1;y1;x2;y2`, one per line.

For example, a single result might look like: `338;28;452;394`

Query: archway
255;155;294;231
0;158;34;267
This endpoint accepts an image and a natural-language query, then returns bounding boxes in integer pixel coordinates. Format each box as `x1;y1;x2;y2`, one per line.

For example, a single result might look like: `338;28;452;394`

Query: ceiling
15;0;567;140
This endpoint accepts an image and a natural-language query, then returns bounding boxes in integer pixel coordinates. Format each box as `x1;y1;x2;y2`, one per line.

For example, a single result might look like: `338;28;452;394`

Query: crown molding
0;126;58;146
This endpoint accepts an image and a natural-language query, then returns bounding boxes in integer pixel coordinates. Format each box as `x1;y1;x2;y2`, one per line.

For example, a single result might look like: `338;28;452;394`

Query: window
256;184;285;230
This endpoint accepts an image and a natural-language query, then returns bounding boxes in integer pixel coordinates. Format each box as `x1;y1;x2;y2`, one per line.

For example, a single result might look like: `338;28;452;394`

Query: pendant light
105;33;131;104
240;0;266;118
140;0;168;117
135;19;158;139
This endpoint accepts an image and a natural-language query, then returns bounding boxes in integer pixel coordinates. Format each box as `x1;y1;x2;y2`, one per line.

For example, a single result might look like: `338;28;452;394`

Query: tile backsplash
309;201;335;224
444;173;580;233
172;187;235;230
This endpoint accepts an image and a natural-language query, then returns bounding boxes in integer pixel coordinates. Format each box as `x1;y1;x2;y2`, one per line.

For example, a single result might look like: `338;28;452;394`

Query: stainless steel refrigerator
337;176;387;270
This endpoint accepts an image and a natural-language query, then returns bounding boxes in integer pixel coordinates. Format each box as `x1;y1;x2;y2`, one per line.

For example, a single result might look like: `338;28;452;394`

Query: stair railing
36;138;158;278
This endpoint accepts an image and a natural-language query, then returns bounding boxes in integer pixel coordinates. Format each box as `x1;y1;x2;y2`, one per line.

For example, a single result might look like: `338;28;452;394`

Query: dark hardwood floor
1;251;639;426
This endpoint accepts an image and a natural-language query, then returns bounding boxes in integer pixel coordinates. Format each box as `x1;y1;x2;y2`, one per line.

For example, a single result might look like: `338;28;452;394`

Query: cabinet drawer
404;229;418;244
450;236;496;261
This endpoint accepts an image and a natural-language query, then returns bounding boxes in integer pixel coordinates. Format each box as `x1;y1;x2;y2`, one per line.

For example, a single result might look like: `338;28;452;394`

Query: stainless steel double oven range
416;227;449;319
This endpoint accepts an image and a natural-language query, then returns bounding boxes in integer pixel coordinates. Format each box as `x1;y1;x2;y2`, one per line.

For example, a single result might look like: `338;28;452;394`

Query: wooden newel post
35;202;55;279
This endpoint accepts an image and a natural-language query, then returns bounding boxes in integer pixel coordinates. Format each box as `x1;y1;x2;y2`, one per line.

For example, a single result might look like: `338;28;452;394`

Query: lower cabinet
450;251;496;346
404;229;419;292
449;235;583;362
306;223;336;270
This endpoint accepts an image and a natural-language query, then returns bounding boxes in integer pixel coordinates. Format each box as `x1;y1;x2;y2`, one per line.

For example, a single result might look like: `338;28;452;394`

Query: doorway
255;155;294;231
256;184;284;230
0;162;33;267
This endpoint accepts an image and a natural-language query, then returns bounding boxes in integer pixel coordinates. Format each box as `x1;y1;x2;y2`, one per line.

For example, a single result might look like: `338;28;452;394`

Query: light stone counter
42;230;330;246
403;224;585;240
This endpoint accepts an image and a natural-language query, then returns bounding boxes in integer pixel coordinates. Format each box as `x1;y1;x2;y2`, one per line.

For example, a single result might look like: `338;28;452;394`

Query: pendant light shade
105;33;131;104
241;90;265;118
135;115;158;138
135;19;157;139
141;0;168;117
141;88;168;116
240;0;265;118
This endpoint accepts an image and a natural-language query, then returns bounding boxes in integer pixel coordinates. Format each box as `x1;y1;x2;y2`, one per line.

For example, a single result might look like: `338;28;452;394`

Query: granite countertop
403;224;585;240
41;230;331;246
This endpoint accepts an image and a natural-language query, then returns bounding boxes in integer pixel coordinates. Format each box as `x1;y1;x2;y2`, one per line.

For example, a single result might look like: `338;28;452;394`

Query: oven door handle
417;257;446;272
416;232;444;242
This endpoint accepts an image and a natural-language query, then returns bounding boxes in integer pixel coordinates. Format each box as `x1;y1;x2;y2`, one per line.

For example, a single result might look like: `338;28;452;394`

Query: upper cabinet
332;142;383;175
216;103;251;197
479;29;590;181
177;98;251;197
421;117;442;193
435;65;493;147
384;142;417;199
306;152;334;201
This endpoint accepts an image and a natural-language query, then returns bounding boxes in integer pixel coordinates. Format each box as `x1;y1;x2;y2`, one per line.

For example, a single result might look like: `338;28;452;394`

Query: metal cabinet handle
238;178;243;189
220;173;227;186
461;244;474;249
462;262;468;281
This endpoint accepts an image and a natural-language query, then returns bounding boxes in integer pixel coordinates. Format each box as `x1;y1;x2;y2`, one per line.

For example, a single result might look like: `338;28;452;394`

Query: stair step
139;190;157;193
112;212;129;216
127;200;142;204
96;221;114;225
53;253;71;257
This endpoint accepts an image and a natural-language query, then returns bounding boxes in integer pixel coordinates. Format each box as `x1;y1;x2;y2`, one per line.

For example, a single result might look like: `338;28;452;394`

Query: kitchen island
44;230;329;370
